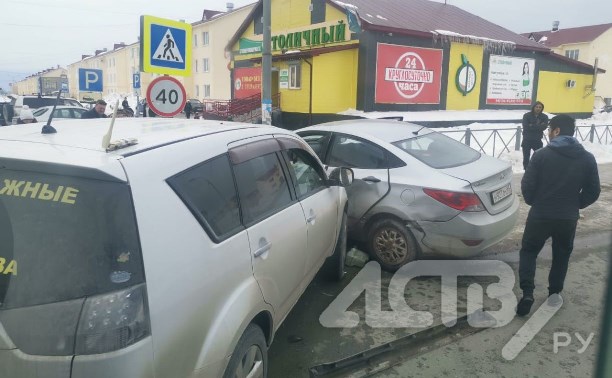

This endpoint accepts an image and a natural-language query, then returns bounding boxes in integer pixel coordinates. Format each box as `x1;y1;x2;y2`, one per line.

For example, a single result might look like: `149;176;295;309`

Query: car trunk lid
438;155;514;214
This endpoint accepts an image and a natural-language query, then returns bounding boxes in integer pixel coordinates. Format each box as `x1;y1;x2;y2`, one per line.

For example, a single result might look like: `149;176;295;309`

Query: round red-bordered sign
146;76;187;117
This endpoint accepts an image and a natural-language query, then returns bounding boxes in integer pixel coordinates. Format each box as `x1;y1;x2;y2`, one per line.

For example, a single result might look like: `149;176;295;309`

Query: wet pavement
268;164;612;378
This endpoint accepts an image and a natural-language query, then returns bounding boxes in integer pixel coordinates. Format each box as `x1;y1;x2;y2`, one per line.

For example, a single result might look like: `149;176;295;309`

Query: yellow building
228;0;601;128
11;67;68;96
524;23;612;108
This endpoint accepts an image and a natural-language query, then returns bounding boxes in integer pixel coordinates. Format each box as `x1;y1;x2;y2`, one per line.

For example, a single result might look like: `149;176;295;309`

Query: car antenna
102;99;120;150
412;126;426;135
41;89;63;134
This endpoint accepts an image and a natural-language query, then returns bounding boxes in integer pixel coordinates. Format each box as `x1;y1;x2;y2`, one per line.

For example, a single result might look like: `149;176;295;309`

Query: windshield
392;132;481;169
0;169;144;309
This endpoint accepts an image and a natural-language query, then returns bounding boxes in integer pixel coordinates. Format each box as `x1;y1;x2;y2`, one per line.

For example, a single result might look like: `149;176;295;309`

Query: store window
289;64;301;89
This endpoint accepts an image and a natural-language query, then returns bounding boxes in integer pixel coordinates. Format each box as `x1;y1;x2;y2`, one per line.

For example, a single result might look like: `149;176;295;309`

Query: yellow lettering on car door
0;257;17;275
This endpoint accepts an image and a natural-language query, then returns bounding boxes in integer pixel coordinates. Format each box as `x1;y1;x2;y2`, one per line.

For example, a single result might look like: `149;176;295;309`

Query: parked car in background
297;119;519;271
8;95;83;121
186;98;204;113
31;105;87;123
0;119;352;378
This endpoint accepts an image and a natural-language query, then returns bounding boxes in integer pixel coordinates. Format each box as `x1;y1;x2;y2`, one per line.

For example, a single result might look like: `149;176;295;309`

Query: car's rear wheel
223;324;267;378
368;218;417;272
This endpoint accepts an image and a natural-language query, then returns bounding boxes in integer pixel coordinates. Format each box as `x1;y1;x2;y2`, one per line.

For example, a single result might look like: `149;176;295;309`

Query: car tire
322;211;347;282
368;218;417;272
223;324;267;378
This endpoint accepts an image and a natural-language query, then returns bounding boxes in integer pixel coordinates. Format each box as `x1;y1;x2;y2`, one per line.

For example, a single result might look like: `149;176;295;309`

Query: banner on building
375;43;443;104
486;55;535;105
234;67;262;99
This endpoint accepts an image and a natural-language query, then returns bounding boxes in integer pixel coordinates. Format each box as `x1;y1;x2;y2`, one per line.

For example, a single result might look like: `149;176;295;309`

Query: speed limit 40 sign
146;76;187;117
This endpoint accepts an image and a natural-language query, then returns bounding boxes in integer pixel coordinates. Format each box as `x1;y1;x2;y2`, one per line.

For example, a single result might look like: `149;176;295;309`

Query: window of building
204;85;211;98
203;31;209;45
194;33;198;47
253;7;263;35
565;49;580;60
203;58;210;72
195;59;199;73
195;85;199;97
311;0;326;24
289;64;301;89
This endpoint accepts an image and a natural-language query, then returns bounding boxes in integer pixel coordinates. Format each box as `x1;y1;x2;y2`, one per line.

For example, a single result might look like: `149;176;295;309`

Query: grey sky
1;0;610;92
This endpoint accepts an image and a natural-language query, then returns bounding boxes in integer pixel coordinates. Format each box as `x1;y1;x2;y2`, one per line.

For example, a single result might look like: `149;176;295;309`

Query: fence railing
439;124;612;158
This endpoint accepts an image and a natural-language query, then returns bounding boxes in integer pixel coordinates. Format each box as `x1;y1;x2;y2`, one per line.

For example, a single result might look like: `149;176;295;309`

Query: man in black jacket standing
521;101;548;170
516;114;600;316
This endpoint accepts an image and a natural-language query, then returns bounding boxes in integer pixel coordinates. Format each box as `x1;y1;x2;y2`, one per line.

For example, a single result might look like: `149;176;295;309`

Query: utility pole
261;0;272;125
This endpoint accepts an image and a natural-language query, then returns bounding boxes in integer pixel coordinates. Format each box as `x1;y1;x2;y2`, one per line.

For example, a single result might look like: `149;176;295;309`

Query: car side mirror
328;167;354;187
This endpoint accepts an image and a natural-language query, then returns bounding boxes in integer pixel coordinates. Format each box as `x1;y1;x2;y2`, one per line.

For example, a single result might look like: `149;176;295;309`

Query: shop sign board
486;55;535;105
375;43;443;104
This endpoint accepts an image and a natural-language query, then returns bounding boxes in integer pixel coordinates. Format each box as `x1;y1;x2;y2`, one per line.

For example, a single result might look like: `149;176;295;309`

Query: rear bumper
0;337;154;378
418;195;519;258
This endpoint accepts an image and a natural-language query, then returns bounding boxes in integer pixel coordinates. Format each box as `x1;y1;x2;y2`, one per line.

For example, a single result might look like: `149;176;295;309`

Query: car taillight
75;283;150;355
423;188;485;212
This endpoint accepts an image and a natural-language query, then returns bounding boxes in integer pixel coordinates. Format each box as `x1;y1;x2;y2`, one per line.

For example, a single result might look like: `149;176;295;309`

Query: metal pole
515;126;522;151
261;0;272;125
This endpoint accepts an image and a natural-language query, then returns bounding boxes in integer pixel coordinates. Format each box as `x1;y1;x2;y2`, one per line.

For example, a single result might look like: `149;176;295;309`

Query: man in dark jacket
81;100;107;119
184;100;192;119
521;101;549;170
516;114;600;316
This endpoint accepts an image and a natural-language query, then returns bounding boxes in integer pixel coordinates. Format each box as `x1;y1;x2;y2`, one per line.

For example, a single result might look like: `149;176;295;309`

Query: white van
0;118;352;378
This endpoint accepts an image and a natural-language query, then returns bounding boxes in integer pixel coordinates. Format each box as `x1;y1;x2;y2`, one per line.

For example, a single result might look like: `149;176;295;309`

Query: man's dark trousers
522;140;543;170
519;218;578;296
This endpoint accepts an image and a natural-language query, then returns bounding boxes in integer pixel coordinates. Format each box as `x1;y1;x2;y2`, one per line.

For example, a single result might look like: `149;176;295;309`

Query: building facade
228;0;601;128
524;23;612;107
189;4;256;100
11;67;68;96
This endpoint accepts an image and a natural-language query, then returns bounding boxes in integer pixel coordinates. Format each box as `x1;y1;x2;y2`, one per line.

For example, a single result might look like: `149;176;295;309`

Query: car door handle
306;214;317;223
254;242;271;258
363;176;381;183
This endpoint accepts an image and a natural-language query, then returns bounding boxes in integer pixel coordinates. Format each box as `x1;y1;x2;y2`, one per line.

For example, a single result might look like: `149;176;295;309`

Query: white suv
0;118;352;378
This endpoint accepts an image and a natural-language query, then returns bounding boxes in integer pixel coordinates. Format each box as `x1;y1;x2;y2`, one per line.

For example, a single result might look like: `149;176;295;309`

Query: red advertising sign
375;44;443;104
234;67;262;99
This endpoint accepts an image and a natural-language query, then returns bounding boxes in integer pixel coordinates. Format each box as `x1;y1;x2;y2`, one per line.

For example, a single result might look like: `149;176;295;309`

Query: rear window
392;132;481;169
0;170;144;309
22;98;80;109
23;98;60;108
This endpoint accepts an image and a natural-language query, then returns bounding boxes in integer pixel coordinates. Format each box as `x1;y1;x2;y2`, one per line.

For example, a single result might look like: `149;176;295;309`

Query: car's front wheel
368;218;417;272
223;324;267;378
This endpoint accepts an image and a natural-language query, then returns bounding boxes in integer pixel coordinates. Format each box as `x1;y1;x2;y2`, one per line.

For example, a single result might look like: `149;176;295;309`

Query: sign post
146;76;186;117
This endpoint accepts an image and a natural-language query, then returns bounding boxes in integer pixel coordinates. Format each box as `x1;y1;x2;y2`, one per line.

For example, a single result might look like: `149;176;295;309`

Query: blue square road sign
78;69;103;92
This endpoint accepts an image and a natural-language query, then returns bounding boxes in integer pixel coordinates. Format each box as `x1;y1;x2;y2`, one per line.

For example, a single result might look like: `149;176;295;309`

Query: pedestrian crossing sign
140;15;192;76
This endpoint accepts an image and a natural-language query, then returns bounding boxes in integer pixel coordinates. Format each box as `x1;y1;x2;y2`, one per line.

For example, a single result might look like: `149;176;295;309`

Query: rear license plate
491;183;512;204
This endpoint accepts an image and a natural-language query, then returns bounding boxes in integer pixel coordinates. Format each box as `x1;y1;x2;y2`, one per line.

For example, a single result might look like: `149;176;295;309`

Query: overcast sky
1;0;610;92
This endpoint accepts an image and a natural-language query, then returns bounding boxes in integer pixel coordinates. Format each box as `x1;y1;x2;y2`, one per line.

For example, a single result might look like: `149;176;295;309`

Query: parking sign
78;69;103;92
133;73;141;89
